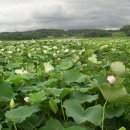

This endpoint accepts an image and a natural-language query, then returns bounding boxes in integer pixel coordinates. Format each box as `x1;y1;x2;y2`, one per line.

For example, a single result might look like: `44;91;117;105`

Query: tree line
120;25;130;36
0;29;112;40
0;25;130;40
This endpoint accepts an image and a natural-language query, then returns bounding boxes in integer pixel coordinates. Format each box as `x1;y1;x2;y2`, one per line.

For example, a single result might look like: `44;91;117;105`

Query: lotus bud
10;99;15;109
57;57;61;61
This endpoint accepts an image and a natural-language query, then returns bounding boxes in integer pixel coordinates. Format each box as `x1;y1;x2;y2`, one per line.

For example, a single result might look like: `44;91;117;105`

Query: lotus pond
0;38;130;130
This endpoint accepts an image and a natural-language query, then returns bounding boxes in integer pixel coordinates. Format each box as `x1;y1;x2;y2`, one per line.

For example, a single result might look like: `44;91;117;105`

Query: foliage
0;29;112;40
0;38;129;129
120;25;130;36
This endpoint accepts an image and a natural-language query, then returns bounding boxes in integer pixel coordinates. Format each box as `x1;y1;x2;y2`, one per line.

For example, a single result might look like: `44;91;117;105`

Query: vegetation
0;25;130;40
0;29;112;40
120;25;130;36
111;31;126;37
0;38;129;130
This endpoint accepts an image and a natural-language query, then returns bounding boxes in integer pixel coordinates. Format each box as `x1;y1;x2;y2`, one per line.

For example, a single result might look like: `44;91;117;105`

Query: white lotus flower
44;62;54;73
64;49;69;53
24;97;29;102
15;68;28;75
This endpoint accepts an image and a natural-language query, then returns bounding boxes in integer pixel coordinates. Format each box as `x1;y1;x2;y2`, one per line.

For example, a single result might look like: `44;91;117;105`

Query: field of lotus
0;38;130;130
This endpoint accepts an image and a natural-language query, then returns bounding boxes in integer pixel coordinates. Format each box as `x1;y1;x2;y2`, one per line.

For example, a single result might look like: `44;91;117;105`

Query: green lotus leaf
5;105;40;123
110;61;125;75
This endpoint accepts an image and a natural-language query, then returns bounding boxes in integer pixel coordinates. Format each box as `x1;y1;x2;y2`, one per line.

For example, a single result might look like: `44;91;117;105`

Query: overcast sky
0;0;130;32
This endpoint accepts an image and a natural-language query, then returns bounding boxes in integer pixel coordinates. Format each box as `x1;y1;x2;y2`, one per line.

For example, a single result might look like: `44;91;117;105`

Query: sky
0;0;130;32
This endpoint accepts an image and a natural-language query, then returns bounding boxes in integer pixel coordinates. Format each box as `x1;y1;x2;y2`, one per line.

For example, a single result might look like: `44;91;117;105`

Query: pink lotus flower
24;97;29;103
107;76;116;84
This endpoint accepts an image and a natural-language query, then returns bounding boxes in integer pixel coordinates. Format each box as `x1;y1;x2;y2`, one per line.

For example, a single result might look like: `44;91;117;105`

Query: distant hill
0;29;112;40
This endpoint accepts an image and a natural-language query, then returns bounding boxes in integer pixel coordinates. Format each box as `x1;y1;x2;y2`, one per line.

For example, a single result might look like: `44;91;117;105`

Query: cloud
0;0;130;32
